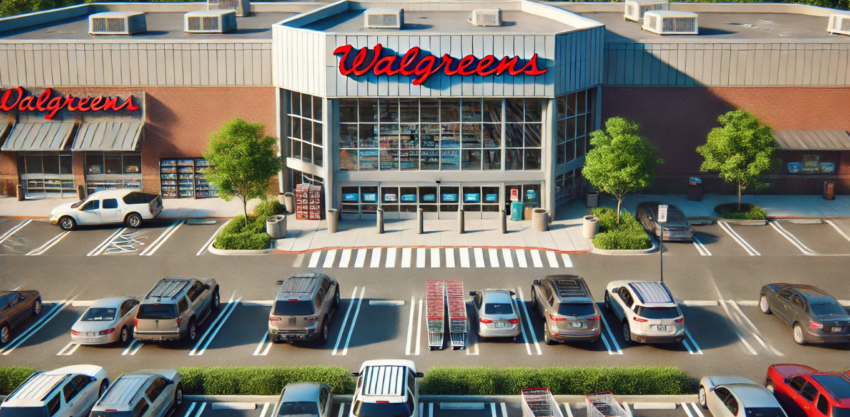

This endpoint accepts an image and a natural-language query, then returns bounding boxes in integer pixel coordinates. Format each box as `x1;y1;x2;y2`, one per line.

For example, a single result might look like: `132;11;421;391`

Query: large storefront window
287;91;323;167
85;152;142;194
17;152;74;197
555;168;584;206
339;98;541;172
341;183;506;219
556;89;595;166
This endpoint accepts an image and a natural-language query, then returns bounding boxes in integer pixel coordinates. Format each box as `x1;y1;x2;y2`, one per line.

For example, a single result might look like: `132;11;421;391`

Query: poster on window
801;155;820;174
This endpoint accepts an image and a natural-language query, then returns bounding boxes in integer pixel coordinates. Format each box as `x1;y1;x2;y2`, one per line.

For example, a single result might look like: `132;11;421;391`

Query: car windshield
484;303;513;314
745;408;786;417
352;401;412;417
274;300;315;316
82;308;117;321
137;304;178;319
811;303;848;316
664;211;687;225
0;407;47;417
833;407;850;417
278;402;320;417
70;195;94;209
558;303;596;317
634;306;680;319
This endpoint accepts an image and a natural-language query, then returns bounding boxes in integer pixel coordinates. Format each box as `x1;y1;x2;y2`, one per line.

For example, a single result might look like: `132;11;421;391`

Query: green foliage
697;111;780;210
252;200;285;218
0;367;37;395
584;118;662;224
214;215;274;250
203;119;282;225
177;367;355;395
588;207;652;250
420;366;691;395
714;203;767;220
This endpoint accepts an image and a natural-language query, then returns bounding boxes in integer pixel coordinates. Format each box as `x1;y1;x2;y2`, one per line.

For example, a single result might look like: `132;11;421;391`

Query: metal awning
71;121;143;151
774;130;850;151
0;122;75;151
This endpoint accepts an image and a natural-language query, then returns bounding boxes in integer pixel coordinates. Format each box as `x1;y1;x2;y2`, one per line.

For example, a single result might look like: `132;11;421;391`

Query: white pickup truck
50;189;163;230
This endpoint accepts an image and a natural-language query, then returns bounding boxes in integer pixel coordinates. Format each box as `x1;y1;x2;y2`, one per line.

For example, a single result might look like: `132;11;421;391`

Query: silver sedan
698;376;788;417
469;289;521;340
71;297;139;345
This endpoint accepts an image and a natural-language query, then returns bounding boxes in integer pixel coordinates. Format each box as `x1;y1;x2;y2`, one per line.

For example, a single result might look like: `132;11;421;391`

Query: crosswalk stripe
445;248;455;268
354;249;367;268
430;248;440;268
473;248;485;268
502;248;514;268
546;251;559;268
561;254;573;268
516;249;528;268
459;248;470;268
323;249;337;268
402;248;412;268
531;250;543;268
488;248;500;268
370;248;382;268
386;248;397;268
308;252;321;268
416;248;426;268
339;249;352;268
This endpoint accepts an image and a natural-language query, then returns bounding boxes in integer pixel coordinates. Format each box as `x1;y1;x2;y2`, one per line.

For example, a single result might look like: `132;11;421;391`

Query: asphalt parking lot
2;216;850;384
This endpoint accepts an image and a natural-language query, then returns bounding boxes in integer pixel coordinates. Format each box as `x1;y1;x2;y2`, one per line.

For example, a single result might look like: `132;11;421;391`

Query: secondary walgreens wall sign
0;87;140;120
333;44;547;86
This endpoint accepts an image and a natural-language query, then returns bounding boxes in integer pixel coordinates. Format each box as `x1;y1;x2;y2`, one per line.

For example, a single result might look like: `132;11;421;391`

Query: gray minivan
89;370;183;417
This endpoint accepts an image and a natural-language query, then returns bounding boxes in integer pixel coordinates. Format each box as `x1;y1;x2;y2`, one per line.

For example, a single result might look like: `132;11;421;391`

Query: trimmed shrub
253;200;285;219
177;367;355;395
215;203;285;250
420;366;690;396
714;203;766;220
588;207;652;250
0;367;37;395
214;230;271;250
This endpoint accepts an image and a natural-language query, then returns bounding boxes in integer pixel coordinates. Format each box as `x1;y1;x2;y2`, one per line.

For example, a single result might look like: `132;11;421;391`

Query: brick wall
602;87;850;195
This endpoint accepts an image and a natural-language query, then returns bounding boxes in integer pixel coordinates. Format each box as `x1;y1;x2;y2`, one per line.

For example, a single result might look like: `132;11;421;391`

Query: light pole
658;204;668;283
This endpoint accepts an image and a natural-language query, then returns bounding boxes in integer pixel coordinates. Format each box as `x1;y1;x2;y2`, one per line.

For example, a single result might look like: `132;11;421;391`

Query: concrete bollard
16;184;24;201
457;209;465;234
327;209;338;234
417;208;424;234
500;210;507;234
376;208;384;234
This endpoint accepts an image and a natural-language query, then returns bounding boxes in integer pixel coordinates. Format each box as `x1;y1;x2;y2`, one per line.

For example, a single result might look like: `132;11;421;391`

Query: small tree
697;110;780;211
203;118;283;227
583;117;662;224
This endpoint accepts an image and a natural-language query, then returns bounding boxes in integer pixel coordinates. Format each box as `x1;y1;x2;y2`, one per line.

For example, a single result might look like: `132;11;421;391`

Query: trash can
510;201;525;221
824;181;835;201
532;208;548;232
582;215;599;239
283;192;295;214
16;184;24;201
277;214;287;239
688;177;703;201
586;191;599;208
266;215;285;239
327;208;338;233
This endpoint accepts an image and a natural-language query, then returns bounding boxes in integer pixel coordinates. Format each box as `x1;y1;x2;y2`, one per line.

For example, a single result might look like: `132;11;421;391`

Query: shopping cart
426;280;445;350
445;280;467;349
521;388;564;417
586;392;632;417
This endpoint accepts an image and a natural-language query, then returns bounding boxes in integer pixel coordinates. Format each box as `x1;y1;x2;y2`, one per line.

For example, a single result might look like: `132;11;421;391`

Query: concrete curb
208;242;277;256
718;219;767;226
181;394;698;404
590;230;658;256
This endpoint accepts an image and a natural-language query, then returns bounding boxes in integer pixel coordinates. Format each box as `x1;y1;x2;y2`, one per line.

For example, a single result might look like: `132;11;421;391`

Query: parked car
350;360;423;417
71;297;139;345
469;289;521;340
50;189;163;231
759;284;850;345
636;202;694;242
531;276;601;344
90;369;183;417
275;382;333;417
1;365;109;417
604;281;685;344
765;364;850;417
698;375;788;417
0;290;42;345
134;278;220;343
269;273;340;346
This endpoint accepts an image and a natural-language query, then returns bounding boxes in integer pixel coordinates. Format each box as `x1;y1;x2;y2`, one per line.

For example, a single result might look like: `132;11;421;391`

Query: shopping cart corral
586;392;632;417
446;280;468;349
426;280;445;350
521;388;564;417
425;279;469;350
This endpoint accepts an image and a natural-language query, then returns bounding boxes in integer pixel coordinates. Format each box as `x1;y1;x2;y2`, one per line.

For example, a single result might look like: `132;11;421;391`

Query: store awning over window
774;130;850;151
71;121;143;152
0;122;75;151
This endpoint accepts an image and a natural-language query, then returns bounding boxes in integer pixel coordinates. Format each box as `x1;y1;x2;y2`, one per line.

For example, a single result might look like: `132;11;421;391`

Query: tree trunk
737;181;742;212
242;197;249;227
616;197;622;225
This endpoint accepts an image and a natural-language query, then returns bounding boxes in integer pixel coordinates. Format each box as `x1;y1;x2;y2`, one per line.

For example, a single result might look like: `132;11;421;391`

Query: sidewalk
599;193;850;219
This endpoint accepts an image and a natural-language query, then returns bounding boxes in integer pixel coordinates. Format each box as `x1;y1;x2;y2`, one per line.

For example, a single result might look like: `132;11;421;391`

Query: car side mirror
276;280;284;285
351;372;360;377
415;372;424;378
533;280;541;286
510;291;515;296
469;291;477;296
90;376;97;382
205;284;211;290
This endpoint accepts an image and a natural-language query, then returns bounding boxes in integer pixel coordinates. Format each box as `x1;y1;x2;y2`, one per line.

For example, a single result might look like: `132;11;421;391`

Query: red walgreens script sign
0;87;140;120
333;44;547;86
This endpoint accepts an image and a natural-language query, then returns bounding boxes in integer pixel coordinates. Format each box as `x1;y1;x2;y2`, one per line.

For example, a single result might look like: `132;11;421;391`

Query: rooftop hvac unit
185;10;237;33
642;11;698;35
89;11;147;35
469;9;502;27
208;0;249;17
624;0;669;22
364;8;404;29
827;13;850;36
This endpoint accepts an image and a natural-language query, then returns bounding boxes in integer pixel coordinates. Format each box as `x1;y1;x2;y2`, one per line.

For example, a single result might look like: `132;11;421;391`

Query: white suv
350;360;423;417
1;365;109;417
604;281;685;344
50;189;162;231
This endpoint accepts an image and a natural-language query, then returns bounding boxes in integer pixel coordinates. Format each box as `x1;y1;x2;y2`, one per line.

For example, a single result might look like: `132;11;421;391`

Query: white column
544;97;556;222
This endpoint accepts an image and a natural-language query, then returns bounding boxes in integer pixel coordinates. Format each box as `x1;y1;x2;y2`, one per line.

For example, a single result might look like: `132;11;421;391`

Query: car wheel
120;326;130;344
333;288;340;310
0;324;10;344
543;323;554;345
604;292;612;312
174;384;184;408
59;217;76;231
99;380;109;397
699;386;707;409
531;289;538;311
126;213;142;229
32;299;42;316
766;381;776;393
212;289;220;311
319;319;329;346
188;319;197;342
793;323;806;345
622;322;632;344
760;295;772;314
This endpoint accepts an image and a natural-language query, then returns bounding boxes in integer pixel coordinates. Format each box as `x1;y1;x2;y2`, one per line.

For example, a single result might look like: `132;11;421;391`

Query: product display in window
194;159;219;198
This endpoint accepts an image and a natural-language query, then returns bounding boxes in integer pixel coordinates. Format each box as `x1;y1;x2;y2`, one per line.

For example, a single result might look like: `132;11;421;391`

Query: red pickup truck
765;364;850;417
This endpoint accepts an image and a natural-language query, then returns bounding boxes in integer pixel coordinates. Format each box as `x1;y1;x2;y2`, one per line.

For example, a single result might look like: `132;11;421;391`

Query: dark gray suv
531;276;601;344
269;273;339;345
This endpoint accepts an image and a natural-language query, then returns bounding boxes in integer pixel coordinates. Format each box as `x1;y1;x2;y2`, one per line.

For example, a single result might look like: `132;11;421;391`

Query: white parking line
516;287;542;355
561;254;572;267
515;249;528;268
500;402;508;417
826;220;850;243
386;248;396;268
27;231;71;256
473;248;485;268
564;403;574;417
728;300;783;356
190;293;241;356
308;251;321;268
122;339;144;356
431;248;440;268
253;331;272;356
416;248;426;268
401;248;412;268
197;222;227;256
56;342;80;356
718;222;760;256
511;291;532;356
770;221;816;255
685;330;704;355
292;254;304;268
339;249;352;268
531;250;543;268
415;299;423;356
0;219;31;245
597;311;623;355
690;403;705;417
429;403;434;417
87;228;126;256
340;287;366;356
546;251;559;268
193;402;206;417
488;249;500;268
490;403;497;417
339;404;346;417
682;403;694;417
692;237;712;256
370;248;382;268
405;296;416;356
502;249;514;268
718;299;759;356
446;249;455;268
459;248;470;268
258;403;270;417
140;219;185;256
323;249;337;268
0;299;70;355
354;249;367;268
332;286;359;356
599;332;615;355
183;403;197;417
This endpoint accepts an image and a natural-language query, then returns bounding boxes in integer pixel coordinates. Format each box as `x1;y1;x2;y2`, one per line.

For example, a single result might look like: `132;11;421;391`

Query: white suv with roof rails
1;365;109;417
604;281;685;344
350;360;423;417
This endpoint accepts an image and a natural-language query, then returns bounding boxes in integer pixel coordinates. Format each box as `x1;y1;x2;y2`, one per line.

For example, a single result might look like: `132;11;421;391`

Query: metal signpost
658;205;667;282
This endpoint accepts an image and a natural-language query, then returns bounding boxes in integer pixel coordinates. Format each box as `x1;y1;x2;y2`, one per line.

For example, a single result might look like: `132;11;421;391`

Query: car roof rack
628;282;674;304
98;375;150;406
551;277;586;298
146;278;191;300
279;275;321;295
8;373;70;402
362;365;406;396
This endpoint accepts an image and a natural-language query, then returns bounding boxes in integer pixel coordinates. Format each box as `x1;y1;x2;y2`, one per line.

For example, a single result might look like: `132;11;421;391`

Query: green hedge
177;367;355;395
714;203;767;220
0;367;37;395
214;200;286;250
588;207;652;250
420;366;691;395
